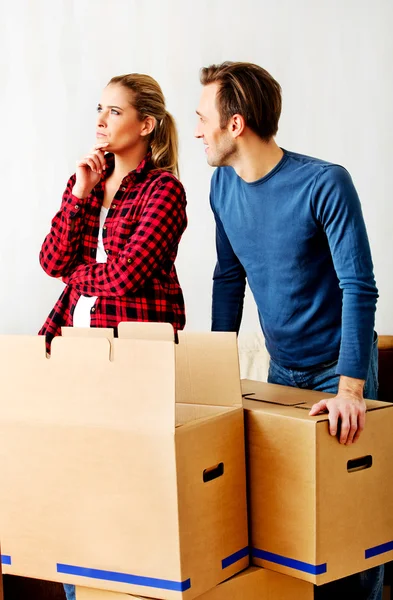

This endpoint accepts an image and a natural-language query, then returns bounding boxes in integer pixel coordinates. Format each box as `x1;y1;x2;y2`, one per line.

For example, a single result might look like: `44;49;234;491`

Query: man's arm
211;204;246;332
309;165;378;444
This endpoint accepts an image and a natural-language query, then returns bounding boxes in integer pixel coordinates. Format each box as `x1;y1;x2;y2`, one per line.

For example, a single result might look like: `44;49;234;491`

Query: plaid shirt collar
103;150;153;185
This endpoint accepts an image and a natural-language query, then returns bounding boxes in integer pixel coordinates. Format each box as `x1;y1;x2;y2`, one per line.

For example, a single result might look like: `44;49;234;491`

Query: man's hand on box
309;376;366;445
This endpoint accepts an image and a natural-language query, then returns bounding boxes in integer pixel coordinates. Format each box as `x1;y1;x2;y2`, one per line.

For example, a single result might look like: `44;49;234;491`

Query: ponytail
150;111;179;178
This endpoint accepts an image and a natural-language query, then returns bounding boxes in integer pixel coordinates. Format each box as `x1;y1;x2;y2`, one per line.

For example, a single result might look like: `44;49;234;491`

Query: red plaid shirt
39;152;187;344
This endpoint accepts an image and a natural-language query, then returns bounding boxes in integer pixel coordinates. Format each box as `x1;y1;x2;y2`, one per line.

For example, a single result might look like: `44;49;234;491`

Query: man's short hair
200;62;282;140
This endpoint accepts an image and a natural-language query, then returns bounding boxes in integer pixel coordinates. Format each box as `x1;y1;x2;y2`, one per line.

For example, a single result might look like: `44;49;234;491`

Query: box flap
241;379;263;396
363;399;393;410
118;321;174;341
0;335;176;433
176;332;242;406
61;326;114;339
242;380;393;412
51;324;243;408
295;398;393;413
118;326;241;409
242;380;393;422
241;380;308;406
61;327;115;358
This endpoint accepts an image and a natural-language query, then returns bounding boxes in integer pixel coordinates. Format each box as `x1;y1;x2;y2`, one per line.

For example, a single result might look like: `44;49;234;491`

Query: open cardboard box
0;324;249;599
76;566;314;600
242;379;393;585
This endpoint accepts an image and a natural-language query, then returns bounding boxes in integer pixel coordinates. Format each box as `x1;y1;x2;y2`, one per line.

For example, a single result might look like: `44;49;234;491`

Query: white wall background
0;0;392;335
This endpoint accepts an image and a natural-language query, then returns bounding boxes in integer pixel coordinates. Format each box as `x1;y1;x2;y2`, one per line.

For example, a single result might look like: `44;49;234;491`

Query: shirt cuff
62;192;86;219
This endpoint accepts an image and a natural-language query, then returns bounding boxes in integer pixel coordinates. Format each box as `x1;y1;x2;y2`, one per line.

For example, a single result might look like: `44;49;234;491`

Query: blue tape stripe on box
366;540;393;559
56;563;191;592
222;546;249;569
1;555;11;565
252;548;327;575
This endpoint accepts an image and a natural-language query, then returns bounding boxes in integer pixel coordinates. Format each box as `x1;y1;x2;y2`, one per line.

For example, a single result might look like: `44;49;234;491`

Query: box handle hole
203;462;224;483
347;455;372;473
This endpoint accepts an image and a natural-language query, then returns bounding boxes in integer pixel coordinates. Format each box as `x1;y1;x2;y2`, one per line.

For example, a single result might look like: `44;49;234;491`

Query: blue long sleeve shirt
210;150;378;380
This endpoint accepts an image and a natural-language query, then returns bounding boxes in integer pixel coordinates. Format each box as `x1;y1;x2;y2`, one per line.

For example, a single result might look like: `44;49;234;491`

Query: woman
39;75;187;600
39;74;187;352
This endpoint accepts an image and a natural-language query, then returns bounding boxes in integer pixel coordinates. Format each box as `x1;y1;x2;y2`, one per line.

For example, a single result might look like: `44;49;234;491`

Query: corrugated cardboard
76;566;314;600
61;326;115;339
242;380;393;585
0;326;249;599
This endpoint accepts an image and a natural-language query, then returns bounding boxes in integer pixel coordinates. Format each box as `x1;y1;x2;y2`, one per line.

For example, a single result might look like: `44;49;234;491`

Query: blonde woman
39;74;186;600
40;74;187;354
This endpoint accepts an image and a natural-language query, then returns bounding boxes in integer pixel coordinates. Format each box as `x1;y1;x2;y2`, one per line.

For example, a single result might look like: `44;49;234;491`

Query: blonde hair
109;74;179;178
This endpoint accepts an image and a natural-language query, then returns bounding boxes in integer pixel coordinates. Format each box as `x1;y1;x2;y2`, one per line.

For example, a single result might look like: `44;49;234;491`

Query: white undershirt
72;206;109;327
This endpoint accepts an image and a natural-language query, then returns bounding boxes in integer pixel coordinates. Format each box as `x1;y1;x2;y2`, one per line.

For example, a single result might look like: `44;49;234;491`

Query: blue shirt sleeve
312;165;378;380
210;181;246;333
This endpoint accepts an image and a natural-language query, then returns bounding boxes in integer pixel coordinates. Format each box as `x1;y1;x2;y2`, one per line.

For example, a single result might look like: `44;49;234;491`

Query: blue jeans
63;584;76;600
268;332;379;399
268;333;384;600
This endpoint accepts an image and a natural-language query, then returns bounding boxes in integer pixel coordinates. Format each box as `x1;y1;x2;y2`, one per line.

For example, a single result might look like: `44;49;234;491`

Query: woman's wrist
72;185;89;200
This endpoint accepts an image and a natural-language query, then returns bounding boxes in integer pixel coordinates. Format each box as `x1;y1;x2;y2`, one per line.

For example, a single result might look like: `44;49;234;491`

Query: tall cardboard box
76;566;314;600
0;326;249;599
242;380;393;585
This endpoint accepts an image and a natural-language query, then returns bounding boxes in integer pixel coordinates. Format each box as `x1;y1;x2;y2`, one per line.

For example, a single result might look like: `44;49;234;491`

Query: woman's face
96;84;151;153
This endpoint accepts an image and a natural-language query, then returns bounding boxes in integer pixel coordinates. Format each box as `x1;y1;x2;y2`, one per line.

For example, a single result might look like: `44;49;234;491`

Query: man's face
195;83;236;167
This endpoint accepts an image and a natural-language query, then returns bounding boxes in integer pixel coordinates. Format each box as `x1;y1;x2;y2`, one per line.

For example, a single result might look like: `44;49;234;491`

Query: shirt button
112;204;116;209
121;186;126;191
127;258;132;264
91;307;96;313
74;204;79;210
103;225;107;230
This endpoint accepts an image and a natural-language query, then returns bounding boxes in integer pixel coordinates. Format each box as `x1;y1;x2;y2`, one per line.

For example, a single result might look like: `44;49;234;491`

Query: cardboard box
76;566;314;600
242;380;393;585
0;325;249;599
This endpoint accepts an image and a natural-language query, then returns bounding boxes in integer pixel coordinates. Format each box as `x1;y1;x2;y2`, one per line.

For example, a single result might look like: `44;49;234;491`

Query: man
195;62;382;600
